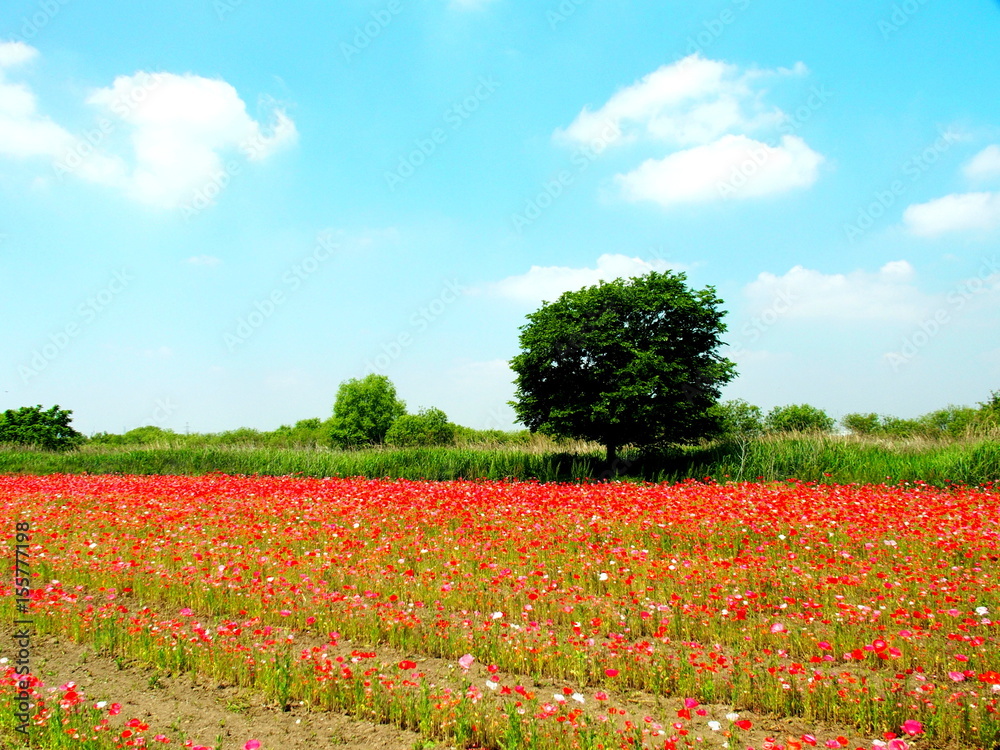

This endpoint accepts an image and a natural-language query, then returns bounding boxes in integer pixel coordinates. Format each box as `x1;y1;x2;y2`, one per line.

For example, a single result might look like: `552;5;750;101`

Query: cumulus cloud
481;253;685;304
617;134;823;206
555;54;823;207
0;41;75;160
0;43;297;210
745;260;926;322
903;192;1000;237
0;41;38;68
556;54;800;148
964;145;1000;182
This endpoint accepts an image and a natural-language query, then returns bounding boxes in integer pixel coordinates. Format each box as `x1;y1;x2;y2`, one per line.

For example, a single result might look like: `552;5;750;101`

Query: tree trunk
606;442;617;467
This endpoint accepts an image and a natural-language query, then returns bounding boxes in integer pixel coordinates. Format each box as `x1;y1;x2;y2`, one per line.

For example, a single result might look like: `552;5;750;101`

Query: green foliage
0;404;84;451
329;374;406;448
385;408;456;447
509;271;736;461
919;405;978;439
764;404;835;434
841;412;881;435
712;399;764;440
452;426;533;445
0;436;997;486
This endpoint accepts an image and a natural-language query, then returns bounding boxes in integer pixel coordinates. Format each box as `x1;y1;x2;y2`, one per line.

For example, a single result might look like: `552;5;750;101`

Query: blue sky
1;0;999;435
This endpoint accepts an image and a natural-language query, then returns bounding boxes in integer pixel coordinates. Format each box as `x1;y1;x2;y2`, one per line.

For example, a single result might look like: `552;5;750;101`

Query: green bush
711;399;764;440
329;375;406;448
386;408;456;447
765;404;835;434
0;405;84;451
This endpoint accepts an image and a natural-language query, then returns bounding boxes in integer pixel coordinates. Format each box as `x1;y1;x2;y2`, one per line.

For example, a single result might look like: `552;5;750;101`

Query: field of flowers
1;473;999;750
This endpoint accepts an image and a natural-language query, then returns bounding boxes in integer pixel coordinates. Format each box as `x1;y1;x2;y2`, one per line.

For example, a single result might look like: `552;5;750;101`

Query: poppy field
1;473;999;750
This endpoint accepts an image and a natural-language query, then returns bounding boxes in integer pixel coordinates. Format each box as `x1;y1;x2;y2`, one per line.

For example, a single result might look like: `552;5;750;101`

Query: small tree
842;412;881;435
918;405;978;439
509;271;736;464
764;404;834;434
712;399;764;441
0;405;84;451
385;408;456;447
329;375;406;448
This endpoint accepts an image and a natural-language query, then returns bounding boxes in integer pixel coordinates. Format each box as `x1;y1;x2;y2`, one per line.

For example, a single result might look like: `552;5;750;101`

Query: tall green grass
1;435;998;485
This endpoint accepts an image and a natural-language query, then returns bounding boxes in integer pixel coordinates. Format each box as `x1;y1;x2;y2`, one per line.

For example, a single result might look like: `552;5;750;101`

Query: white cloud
82;72;297;208
0;41;38;68
745;260;926;322
0;47;297;210
482;253;685;304
617;134;823;206
903;192;1000;237
556;54;802;149
556;54;823;207
186;255;223;267
0;43;75;160
963;145;1000;181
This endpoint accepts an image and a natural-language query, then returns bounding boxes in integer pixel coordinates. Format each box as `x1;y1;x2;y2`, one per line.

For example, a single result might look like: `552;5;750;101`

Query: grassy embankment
1;433;998;485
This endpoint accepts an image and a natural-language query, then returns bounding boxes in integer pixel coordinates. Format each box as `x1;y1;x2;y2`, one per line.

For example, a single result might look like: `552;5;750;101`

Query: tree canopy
328;374;406;448
0;404;84;451
509;271;736;464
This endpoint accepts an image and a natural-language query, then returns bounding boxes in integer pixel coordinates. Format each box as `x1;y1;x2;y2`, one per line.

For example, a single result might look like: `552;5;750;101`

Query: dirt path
17;633;439;750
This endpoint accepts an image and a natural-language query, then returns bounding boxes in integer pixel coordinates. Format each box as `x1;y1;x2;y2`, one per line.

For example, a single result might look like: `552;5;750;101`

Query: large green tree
328;374;406;448
509;271;736;464
0;404;84;451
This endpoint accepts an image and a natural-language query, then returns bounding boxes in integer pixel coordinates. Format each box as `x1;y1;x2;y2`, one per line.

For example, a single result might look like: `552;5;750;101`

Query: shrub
329;375;406;448
0;404;84;451
385;408;456;447
712;399;764;441
765;404;835;434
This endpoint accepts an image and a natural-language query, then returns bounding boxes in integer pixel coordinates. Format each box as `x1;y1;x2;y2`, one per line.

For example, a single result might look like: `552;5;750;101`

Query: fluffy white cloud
81;72;297;208
745;260;926;322
617;134;823;206
0;42;75;159
0;44;297;210
557;54;799;148
482;253;684;304
903;192;1000;237
963;145;1000;181
556;54;823;207
0;41;38;68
